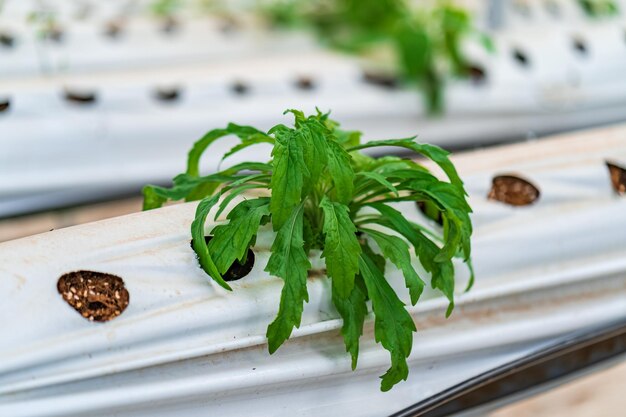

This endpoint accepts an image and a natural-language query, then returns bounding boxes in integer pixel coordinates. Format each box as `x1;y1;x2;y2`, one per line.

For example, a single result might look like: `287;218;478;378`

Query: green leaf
208;198;270;274
359;249;416;392
187;124;272;177
269;130;305;231
360;228;424;305
365;203;456;317
298;119;328;186
142;185;169;210
326;139;355;204
320;197;361;298
266;203;311;353
355;171;399;198
332;274;368;370
191;194;231;291
348;139;465;194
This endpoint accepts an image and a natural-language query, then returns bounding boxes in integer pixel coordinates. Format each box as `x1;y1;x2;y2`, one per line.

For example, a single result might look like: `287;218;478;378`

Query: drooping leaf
191;194;231;291
332;274;368;370
320;197;361;298
360;227;424;305
359;249;416;392
265;203;311;353
364;203;456;316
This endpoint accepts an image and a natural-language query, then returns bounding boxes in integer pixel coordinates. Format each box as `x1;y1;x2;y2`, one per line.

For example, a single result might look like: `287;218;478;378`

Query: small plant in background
577;0;619;17
143;110;473;391
259;0;492;114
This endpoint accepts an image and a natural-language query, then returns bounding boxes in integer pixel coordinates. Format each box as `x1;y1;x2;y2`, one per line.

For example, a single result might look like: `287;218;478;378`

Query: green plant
143;110;473;391
577;0;619;17
260;0;492;113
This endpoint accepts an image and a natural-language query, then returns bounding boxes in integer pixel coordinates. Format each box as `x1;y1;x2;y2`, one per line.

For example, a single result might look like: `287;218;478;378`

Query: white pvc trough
2;1;626;214
1;125;625;416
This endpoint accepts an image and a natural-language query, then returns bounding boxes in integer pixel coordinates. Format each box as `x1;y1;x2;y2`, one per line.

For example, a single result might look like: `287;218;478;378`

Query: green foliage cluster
577;0;619;16
260;0;492;113
143;110;473;391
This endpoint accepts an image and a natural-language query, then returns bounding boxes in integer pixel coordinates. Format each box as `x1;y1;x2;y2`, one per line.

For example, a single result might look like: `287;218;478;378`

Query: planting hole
44;26;64;43
512;48;530;67
154;86;181;102
416;201;443;225
231;81;250;95
467;64;487;84
0;32;15;48
606;161;626;195
104;20;124;39
64;88;97;104
0;98;10;113
362;71;399;89
219;17;239;34
572;37;588;55
191;236;255;281
295;76;315;91
161;16;180;34
488;175;540;206
57;270;129;322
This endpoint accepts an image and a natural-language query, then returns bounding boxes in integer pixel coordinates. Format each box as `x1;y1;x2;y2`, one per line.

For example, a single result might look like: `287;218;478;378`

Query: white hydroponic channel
0;125;625;416
1;0;626;215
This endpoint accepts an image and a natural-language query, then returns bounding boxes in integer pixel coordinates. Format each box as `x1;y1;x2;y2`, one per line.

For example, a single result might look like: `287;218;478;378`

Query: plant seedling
143;109;473;391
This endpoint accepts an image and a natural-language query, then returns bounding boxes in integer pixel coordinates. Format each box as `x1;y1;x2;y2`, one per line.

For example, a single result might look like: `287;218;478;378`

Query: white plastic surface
0;126;625;416
2;0;626;214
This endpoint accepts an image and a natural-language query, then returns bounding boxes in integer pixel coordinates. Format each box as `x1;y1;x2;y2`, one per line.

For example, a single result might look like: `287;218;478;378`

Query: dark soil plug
104;20;125;39
161;16;179;34
295;76;315;91
512;48;530;67
362;71;399;89
64;88;97;104
57;270;129;322
606;161;626;195
573;37;588;55
488;175;540;206
231;81;250;95
191;236;255;281
44;26;64;43
154;86;181;102
0;98;10;113
0;32;15;48
466;64;487;84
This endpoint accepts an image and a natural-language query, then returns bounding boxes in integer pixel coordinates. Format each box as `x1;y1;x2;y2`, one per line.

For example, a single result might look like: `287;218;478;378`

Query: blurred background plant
259;0;493;114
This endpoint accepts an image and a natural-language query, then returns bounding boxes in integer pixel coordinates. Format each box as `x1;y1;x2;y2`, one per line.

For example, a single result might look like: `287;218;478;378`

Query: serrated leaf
269;130;306;231
355;171;399;198
320;197;360;298
208;198;270;273
359;249;416;392
332;274;368;370
191;194;231;291
326;139;354;204
365;203;455;316
265;203;311;353
360;228;424;305
187;124;272;177
348;139;465;194
299;119;328;186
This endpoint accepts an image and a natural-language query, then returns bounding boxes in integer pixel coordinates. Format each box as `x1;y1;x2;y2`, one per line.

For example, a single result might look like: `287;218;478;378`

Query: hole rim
191;236;256;282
